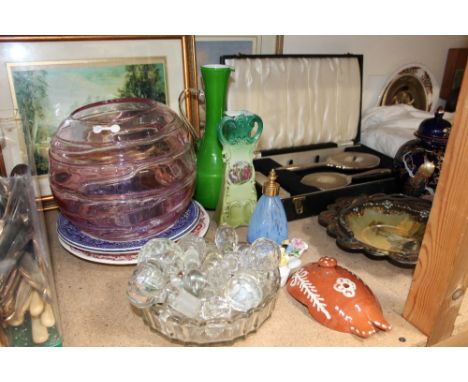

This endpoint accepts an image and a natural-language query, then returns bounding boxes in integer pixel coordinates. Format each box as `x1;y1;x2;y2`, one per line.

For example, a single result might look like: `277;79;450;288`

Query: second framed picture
182;36;283;137
195;35;283;85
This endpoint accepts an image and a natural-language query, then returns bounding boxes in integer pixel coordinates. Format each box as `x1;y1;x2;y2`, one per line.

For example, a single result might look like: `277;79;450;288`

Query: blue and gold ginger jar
394;108;451;197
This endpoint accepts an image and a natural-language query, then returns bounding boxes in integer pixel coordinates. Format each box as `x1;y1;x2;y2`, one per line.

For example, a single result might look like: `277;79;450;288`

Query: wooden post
403;63;468;346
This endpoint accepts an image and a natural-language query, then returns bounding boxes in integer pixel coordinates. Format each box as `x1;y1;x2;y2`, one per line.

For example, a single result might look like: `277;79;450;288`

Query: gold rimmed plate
378;64;436;112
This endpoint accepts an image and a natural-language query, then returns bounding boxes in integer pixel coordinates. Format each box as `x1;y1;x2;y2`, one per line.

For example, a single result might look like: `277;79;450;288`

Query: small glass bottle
247;169;288;244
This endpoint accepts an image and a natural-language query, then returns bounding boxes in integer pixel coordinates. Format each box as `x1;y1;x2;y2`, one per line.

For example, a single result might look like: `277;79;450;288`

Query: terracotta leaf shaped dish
287;256;391;338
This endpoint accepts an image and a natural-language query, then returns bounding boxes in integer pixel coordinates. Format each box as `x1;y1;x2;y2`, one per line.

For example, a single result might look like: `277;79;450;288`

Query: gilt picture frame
0;35;197;206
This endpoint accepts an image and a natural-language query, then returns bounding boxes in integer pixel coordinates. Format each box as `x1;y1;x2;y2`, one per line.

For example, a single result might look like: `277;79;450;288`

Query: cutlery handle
350;168;392;180
276;162;326;172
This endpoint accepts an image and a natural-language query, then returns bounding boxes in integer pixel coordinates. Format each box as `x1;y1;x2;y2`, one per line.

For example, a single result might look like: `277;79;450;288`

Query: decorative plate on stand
378;64;438;112
57;201;210;265
318;193;431;267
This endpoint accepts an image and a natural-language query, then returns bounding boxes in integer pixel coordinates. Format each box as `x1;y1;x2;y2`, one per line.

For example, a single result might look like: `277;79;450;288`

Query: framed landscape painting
0;36;196;202
9;57;168;176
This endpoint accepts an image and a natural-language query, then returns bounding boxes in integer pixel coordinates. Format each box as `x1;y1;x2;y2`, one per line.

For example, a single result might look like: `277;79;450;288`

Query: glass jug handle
178;88;204;144
217;113;263;146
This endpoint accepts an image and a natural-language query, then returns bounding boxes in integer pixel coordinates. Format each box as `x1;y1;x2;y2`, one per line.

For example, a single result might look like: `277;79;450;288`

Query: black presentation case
220;54;400;221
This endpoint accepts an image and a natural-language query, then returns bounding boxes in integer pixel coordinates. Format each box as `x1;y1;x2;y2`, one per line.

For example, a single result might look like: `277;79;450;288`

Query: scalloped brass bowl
320;194;431;266
346;212;425;254
337;195;430;265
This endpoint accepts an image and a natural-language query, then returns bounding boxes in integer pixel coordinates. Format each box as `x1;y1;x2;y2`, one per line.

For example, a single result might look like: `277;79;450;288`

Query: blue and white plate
57;201;201;254
57;204;210;265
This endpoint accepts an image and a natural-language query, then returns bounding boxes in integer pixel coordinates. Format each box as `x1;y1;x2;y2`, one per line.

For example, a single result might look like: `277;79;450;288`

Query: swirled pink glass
49;98;196;241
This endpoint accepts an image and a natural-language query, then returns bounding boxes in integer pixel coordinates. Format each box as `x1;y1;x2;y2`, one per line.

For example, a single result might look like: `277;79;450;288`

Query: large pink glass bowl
49;98;196;242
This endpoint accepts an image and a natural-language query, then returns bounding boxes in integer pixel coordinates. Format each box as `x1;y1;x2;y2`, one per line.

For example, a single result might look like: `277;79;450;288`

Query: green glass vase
194;64;233;210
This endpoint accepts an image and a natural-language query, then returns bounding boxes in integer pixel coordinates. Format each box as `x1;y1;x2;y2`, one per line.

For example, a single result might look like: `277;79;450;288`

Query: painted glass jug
215;111;263;227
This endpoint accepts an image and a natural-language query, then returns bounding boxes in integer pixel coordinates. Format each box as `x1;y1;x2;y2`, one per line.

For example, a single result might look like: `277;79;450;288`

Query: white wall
283;35;468;112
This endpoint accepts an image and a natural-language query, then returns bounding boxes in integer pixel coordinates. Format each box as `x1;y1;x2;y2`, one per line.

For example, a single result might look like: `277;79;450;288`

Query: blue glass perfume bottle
247;169;288;244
